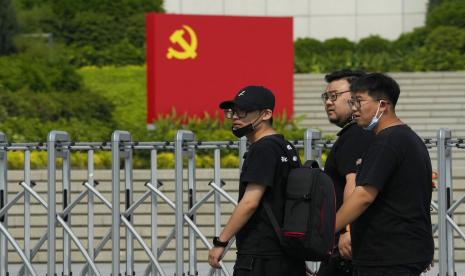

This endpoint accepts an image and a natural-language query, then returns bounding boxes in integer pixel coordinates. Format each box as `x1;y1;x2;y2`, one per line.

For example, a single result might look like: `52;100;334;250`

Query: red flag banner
146;13;293;124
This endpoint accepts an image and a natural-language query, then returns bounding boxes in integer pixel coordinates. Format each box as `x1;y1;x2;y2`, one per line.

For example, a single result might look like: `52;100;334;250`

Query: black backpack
264;137;336;261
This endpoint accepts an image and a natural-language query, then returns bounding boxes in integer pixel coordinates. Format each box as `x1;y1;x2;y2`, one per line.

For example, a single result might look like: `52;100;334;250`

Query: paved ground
6;262;464;275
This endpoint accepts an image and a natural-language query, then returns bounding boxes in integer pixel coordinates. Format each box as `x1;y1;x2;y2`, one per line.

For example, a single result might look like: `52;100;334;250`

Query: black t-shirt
236;134;298;256
324;122;373;211
352;124;434;266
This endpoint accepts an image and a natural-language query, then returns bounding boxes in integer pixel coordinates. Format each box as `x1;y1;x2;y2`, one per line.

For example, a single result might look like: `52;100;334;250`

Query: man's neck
248;125;276;143
335;116;353;129
374;114;402;135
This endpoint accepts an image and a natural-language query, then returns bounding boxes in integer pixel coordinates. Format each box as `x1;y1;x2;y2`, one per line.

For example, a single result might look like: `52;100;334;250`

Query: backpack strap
262;135;300;246
263;201;284;245
303;160;320;169
265;135;301;168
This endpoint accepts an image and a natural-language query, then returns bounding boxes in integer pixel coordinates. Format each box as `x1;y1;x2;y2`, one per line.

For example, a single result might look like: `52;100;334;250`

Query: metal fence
0;128;462;276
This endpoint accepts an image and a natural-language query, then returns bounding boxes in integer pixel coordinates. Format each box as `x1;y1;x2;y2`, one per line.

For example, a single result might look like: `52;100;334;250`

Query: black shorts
233;255;305;276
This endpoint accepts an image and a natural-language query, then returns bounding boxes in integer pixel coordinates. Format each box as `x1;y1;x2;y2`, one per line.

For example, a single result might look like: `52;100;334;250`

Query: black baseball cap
219;86;275;111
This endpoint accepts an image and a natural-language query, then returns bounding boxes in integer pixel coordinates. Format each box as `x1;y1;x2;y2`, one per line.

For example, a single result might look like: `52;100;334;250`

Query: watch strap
213;236;229;247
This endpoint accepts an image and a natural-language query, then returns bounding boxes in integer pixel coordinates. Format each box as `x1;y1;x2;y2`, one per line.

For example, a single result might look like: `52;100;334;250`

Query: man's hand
338;232;352;260
423;262;434;273
336;185;378;231
208;246;225;268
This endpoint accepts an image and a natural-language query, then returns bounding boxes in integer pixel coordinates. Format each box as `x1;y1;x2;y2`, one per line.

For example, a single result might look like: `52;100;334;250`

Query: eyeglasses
347;98;366;109
321;90;350;103
224;109;248;119
348;97;387;109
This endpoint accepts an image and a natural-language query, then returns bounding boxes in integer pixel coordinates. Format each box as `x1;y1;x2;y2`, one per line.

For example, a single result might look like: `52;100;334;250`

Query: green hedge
6;146;328;170
12;0;163;66
0;0;18;55
294;27;465;73
427;0;465;29
6;150;240;170
294;0;465;73
0;46;117;142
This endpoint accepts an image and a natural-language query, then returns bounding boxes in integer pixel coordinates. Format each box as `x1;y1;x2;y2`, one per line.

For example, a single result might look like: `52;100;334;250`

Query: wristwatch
213;237;229;247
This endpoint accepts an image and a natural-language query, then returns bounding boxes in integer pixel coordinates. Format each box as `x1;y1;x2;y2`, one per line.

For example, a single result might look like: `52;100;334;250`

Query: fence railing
0;128;462;276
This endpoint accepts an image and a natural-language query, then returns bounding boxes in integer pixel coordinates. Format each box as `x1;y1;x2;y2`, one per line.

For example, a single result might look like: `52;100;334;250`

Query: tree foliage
41;0;163;65
13;0;163;65
427;0;444;16
0;0;18;55
0;47;116;142
427;0;465;29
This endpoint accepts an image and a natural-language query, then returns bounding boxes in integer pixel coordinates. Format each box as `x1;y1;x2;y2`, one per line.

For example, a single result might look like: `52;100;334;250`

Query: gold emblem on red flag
167;25;198;60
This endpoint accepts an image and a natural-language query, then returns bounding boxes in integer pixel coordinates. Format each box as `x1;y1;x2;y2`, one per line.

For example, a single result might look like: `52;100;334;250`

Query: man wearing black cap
208;86;306;276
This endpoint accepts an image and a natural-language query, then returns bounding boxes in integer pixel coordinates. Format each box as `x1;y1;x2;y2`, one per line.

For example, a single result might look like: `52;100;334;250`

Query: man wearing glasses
335;73;434;276
317;70;373;276
208;86;305;275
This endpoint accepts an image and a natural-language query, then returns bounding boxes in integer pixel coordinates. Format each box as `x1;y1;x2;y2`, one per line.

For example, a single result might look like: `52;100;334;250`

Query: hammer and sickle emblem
166;24;198;60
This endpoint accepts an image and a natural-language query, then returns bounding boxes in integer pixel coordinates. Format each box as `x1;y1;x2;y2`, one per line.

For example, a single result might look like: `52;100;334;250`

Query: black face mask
231;112;263;138
232;123;255;138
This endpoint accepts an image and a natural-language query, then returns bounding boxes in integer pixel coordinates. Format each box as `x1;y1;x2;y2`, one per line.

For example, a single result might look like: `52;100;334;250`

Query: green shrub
0;104;7;122
102;39;145;66
0;117;115;142
414;26;465;71
294;38;324;73
196;154;214;168
157;152;175;169
6;150;243;169
133;155;148;169
273;112;306;141
321;38;355;72
427;1;465;29
7;151;24;169
393;27;430;53
425;25;465;51
0;53;116;143
321;152;328;165
0;55;47;91
357;35;392;53
0;88;115;135
0;90;113;122
221;154;240;168
78;65;146;133
70;152;87;169
93;152;112;169
354;35;393;71
323;38;355;52
67;11;122;49
0;0;18;55
391;27;431;71
427;0;444;16
40;0;163;66
30;151;47;169
16;2;53;33
7;151;49;169
6;150;115;169
0;51;82;92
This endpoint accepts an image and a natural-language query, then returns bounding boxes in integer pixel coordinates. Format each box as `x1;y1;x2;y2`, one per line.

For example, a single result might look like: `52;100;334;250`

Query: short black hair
350;73;400;107
324;69;366;84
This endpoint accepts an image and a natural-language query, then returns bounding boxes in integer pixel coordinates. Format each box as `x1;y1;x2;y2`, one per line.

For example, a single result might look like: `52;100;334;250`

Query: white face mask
364;101;384;131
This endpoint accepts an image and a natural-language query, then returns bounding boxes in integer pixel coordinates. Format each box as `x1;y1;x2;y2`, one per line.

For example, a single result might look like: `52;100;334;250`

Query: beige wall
163;0;427;41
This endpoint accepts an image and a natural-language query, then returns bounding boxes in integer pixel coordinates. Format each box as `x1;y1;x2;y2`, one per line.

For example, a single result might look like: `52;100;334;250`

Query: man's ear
380;100;390;112
262;109;273;121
